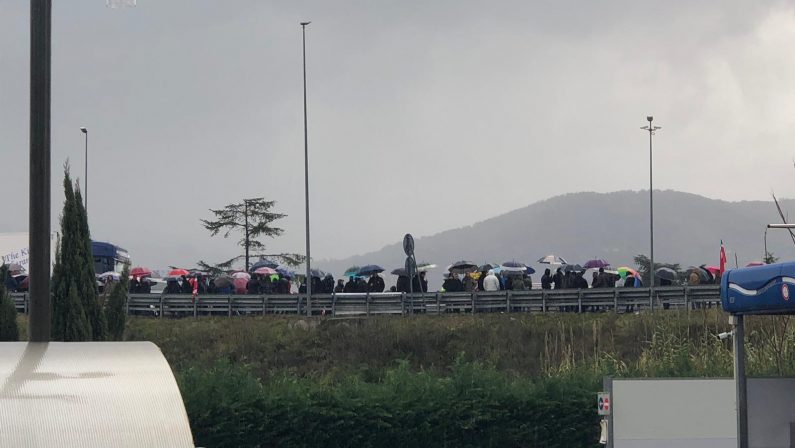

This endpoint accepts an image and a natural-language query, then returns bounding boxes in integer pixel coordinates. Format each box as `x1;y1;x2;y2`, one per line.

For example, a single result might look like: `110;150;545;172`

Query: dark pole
29;0;52;343
81;127;88;214
641;117;660;297
732;314;748;448
301;21;312;315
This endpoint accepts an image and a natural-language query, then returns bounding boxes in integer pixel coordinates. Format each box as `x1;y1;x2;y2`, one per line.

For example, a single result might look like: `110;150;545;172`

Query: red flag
720;240;727;274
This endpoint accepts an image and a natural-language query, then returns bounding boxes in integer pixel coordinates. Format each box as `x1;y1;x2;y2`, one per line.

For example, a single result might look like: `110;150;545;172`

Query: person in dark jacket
276;277;290;294
444;273;464;292
180;275;193;294
322;274;335;294
247;276;259;294
396;275;409;293
412;271;428;293
129;277;140;294
334;279;345;293
344;276;356;293
552;268;563;290
164;278;181;294
541;269;552;289
298;281;307;294
575;272;588;289
354;277;368;293
311;276;322;295
139;278;152;294
367;273;385;292
477;270;488;291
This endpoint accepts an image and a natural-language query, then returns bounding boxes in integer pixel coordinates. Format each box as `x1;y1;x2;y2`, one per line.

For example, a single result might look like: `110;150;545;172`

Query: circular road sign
403;234;415;256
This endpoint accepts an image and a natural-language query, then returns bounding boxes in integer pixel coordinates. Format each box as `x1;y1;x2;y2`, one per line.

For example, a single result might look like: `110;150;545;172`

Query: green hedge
179;360;600;448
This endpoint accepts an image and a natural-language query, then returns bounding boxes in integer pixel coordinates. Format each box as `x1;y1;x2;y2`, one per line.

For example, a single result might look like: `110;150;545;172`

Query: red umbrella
233;277;248;294
254;267;277;275
702;265;720;276
130;266;152;278
168;268;190;277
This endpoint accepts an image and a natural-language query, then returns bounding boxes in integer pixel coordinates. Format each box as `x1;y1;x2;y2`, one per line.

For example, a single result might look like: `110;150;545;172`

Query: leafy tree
0;265;19;341
51;165;103;341
633;254;681;286
200;197;305;271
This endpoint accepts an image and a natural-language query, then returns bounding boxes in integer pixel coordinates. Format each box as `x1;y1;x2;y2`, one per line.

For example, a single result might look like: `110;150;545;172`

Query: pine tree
51;165;93;341
106;267;129;341
0;265;19;341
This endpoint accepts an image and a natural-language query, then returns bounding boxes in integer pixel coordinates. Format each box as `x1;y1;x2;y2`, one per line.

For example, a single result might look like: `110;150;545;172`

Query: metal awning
0;342;194;447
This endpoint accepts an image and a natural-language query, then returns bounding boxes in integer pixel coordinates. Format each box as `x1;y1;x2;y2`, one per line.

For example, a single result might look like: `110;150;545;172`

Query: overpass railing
10;286;721;318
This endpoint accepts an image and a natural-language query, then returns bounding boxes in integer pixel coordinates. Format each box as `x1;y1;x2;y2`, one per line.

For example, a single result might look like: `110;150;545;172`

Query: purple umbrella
583;259;610;269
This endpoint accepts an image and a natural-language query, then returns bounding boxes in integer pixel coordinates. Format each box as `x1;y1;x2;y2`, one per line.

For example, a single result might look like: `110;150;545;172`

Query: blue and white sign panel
721;261;795;315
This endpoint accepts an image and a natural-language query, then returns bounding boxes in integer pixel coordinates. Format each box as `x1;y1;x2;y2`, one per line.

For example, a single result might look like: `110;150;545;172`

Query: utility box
0;342;194;447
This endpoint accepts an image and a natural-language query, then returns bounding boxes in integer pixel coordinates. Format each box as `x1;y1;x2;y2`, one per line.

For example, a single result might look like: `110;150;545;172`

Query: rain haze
2;0;795;270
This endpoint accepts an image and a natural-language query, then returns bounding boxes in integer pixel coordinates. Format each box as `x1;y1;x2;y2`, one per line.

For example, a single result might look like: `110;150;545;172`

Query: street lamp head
300;21;311;26
80;127;87;133
646;116;653;122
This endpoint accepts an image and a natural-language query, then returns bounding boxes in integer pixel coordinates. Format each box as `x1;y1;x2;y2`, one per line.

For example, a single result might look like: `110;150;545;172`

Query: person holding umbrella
367;273;385;293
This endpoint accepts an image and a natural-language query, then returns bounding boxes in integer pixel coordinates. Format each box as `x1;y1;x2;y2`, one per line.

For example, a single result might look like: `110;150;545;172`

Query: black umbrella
214;275;233;289
478;263;499;272
500;261;528;273
357;264;384;276
449;260;478;274
563;264;584;273
655;267;677;282
391;268;408;276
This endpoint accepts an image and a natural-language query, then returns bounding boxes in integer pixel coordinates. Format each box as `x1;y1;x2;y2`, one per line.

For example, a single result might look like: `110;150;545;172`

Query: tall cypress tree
74;187;107;340
51;166;92;341
106;267;129;341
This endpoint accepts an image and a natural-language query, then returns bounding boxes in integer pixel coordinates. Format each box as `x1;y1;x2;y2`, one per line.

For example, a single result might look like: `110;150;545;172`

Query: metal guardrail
10;286;722;318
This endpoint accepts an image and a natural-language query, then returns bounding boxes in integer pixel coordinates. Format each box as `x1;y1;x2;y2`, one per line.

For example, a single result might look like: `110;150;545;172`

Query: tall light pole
29;0;52;342
641;116;661;299
80;127;88;214
301;21;312;315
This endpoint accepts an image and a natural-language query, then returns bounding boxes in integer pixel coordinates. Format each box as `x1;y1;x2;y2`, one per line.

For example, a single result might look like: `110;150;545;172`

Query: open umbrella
254;267;277;276
4;262;23;273
583;259;610;269
525;266;536;275
130;266;152;278
537;255;567;265
357;265;384;276
478;263;499;272
232;271;251;280
275;265;295;278
214;275;233;289
563;264;585;273
417;263;436;272
98;271;121;281
188;270;209;278
343;266;361;278
655;267;677;282
391;268;408;276
616;267;639;278
701;265;721;276
167;268;190;277
250;258;279;272
448;260;478;274
500;261;527;273
233;277;248;294
686;266;710;283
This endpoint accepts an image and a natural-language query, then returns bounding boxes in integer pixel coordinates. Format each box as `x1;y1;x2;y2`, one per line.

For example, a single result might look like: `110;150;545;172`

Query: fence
10;285;721;318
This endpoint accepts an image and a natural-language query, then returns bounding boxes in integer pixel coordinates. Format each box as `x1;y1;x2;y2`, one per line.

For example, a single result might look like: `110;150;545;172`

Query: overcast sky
3;0;795;270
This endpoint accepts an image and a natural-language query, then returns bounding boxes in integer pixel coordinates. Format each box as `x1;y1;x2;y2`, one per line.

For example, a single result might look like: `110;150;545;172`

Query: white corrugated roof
0;341;194;447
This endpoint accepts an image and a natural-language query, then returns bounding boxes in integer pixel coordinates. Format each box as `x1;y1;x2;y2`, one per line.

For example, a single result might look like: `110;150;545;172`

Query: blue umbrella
275;265;295;278
500;261;527;273
343;266;361;278
357;264;385;276
250;258;279;272
526;266;536;275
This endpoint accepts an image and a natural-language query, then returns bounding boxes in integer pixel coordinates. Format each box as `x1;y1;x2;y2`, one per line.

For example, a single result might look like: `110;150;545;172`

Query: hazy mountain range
318;190;795;283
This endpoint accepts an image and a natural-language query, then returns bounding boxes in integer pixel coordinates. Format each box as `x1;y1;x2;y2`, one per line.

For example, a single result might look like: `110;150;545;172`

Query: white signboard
2;247;30;272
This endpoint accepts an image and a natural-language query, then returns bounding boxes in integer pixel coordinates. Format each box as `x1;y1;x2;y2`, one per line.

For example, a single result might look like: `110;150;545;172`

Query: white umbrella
537;255;567;265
